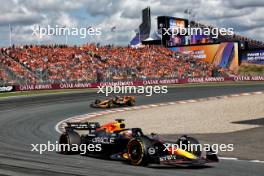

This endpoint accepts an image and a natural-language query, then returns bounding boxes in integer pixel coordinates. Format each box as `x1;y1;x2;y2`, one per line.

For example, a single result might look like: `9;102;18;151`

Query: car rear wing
65;122;100;133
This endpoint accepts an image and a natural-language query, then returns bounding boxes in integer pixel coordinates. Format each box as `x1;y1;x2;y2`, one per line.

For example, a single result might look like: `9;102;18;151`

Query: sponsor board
171;42;239;72
241;49;264;65
234;76;264;81
0;86;14;93
14;76;264;91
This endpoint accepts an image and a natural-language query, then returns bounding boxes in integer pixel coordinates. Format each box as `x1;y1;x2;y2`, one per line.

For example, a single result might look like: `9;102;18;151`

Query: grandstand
0;45;232;85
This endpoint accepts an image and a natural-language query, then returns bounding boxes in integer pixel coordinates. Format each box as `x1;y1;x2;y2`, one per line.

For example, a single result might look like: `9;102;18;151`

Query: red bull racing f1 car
59;119;218;166
90;96;135;108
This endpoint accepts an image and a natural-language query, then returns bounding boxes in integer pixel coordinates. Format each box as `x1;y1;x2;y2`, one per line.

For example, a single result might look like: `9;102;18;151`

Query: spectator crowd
0;44;231;85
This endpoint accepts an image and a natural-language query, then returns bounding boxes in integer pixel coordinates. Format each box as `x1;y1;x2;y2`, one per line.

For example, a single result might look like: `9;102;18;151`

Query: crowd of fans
0;44;231;85
0;53;37;84
0;69;10;84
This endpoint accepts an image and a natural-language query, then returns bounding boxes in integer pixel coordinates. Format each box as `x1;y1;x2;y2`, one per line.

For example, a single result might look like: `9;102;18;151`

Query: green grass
0;88;97;99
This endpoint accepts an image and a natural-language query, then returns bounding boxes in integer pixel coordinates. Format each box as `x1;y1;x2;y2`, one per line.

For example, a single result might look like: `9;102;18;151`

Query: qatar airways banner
14;76;264;91
233;76;264;81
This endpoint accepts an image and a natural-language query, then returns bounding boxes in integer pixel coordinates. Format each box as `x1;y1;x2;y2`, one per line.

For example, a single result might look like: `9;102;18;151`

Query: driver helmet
121;130;133;138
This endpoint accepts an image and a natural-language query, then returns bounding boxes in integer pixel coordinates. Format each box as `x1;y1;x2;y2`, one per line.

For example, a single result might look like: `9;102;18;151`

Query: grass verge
0;88;97;99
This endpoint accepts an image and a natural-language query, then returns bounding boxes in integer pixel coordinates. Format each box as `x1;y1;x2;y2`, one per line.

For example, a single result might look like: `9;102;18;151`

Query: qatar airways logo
99;81;134;87
19;84;52;91
234;76;264;81
188;77;225;83
59;83;92;89
143;79;179;85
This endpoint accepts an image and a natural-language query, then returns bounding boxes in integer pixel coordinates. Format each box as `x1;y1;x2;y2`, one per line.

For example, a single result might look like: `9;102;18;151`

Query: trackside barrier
14;76;264;91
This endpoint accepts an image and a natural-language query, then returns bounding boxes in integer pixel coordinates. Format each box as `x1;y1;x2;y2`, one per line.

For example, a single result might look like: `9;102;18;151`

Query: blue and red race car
59;119;218;166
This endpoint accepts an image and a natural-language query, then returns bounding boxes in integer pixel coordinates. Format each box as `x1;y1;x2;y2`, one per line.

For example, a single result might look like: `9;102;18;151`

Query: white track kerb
54;91;264;164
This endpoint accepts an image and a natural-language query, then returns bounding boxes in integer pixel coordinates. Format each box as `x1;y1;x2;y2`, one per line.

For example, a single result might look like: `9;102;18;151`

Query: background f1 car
59;119;218;166
90;96;136;108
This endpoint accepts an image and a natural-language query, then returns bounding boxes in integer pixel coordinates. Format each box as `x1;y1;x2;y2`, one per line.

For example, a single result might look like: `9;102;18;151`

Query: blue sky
0;0;263;47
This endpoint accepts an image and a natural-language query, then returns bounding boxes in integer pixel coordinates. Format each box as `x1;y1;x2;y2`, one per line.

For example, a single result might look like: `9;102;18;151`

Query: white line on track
249;160;264;163
219;157;238;160
219;157;264;164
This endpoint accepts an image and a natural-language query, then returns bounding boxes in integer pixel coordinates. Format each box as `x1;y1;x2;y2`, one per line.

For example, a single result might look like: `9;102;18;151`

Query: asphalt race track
0;84;264;176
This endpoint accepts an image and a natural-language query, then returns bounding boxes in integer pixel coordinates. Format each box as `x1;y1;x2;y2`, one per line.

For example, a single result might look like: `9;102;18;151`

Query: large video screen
168;18;187;46
157;16;216;46
169;18;185;29
157;16;188;47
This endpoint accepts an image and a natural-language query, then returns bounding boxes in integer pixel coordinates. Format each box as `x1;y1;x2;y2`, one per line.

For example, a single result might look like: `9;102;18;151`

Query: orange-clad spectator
0;44;231;85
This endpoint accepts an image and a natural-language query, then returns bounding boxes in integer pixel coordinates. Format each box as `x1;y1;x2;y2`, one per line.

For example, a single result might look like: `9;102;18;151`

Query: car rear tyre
59;131;81;154
127;99;135;106
108;100;113;108
95;99;101;104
